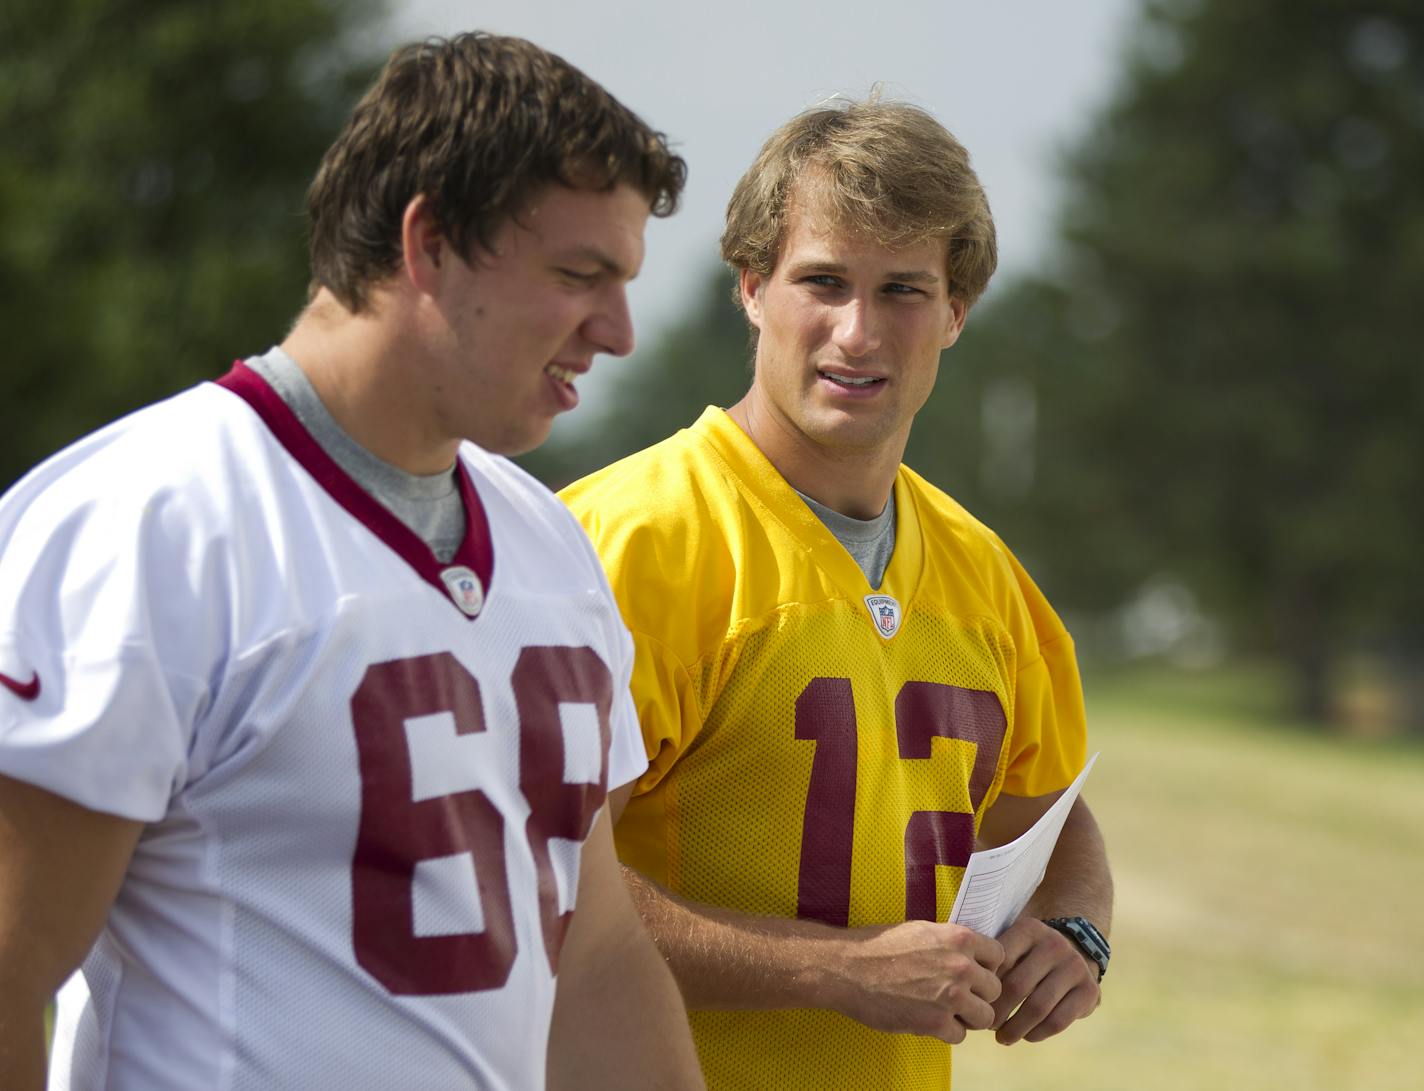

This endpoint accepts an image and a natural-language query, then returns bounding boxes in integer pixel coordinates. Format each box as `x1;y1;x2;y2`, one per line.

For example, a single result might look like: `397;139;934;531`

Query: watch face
1044;917;1109;980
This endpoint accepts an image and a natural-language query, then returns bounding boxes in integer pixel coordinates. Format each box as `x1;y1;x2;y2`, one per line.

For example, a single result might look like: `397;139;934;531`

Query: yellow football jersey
561;408;1088;1091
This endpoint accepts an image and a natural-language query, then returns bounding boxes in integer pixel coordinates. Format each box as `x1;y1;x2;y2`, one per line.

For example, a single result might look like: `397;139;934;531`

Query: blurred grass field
954;666;1424;1091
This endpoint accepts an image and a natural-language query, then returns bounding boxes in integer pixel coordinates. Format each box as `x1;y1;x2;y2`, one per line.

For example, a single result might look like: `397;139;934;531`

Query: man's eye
885;283;923;296
559;268;598;283
804;275;841;288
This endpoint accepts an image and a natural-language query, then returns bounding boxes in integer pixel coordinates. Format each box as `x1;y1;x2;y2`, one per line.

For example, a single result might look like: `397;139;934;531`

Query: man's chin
481;417;555;459
803;410;898;452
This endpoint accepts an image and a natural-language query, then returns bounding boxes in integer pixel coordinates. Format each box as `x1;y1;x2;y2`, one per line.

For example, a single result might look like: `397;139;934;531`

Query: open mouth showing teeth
821;372;882;387
546;364;579;385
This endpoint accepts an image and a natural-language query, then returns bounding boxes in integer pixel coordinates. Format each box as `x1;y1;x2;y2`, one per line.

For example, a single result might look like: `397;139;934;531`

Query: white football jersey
0;361;647;1090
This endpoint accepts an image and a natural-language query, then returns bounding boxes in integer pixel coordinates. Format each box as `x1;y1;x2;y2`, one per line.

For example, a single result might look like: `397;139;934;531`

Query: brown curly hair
307;32;687;312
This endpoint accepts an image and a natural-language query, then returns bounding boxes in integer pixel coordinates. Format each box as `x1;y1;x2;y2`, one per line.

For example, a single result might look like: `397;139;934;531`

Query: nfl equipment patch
440;565;485;617
862;594;902;639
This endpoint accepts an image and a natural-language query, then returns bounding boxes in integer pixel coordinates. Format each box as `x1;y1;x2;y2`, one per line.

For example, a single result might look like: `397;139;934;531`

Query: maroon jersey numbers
349;647;612;996
797;678;1006;927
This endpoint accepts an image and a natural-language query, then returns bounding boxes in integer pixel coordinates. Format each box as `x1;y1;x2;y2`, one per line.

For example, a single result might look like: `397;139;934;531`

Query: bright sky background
386;0;1141;408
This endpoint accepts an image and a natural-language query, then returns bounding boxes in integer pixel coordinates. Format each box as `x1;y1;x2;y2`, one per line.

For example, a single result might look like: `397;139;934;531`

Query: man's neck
280;289;459;476
726;395;903;520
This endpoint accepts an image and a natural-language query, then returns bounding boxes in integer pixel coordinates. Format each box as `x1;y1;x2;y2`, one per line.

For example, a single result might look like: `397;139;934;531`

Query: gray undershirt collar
795;487;897;590
245;346;467;562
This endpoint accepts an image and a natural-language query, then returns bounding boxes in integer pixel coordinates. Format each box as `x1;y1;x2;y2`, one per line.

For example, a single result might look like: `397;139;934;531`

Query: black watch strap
1042;917;1110;982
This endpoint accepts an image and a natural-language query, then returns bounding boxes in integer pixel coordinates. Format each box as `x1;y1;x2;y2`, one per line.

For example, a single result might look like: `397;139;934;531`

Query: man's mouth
546;363;580;385
819;371;883;388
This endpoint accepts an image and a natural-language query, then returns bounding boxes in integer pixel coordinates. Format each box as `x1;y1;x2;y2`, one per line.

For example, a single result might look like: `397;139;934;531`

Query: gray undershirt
796;488;897;590
246;347;467;563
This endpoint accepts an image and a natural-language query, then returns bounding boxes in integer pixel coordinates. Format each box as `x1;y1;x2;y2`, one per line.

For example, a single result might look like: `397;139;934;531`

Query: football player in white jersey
0;33;703;1091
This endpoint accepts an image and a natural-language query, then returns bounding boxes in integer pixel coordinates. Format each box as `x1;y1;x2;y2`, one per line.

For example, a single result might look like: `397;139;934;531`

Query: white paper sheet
947;752;1099;937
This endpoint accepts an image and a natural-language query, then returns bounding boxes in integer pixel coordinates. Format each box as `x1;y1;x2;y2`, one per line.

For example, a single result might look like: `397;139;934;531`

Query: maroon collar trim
213;360;494;619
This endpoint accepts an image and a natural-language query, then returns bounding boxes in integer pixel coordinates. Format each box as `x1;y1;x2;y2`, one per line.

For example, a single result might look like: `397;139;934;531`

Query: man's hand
978;793;1112;1045
817;919;1005;1044
989;914;1101;1045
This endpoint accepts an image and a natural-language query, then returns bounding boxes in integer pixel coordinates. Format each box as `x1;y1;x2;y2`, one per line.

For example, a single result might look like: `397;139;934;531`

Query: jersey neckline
214;360;495;620
687;407;925;606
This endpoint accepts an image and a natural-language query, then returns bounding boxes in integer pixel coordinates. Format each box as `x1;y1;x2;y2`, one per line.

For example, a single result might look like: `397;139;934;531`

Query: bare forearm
620;865;1006;1043
0;777;143;1091
1024;799;1113;932
0;1005;47;1091
621;865;846;1011
549;813;703;1090
548;912;703;1090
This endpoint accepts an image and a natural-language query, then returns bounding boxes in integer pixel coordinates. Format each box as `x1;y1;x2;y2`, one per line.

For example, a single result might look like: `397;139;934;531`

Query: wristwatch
1042;917;1110;982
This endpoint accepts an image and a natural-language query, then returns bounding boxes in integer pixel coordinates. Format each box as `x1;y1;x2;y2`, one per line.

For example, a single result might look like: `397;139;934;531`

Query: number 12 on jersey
795;677;1006;927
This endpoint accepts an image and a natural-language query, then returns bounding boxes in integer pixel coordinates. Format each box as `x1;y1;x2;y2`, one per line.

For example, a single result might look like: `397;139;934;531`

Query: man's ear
739;267;766;329
400;193;446;295
942;297;969;350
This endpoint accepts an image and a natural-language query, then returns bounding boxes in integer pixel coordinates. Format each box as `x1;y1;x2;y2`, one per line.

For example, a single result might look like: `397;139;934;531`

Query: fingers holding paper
988;913;1102;1045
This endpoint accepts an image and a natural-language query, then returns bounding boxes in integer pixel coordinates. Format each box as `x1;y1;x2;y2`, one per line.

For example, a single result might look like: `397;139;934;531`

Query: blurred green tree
917;0;1424;726
0;0;379;490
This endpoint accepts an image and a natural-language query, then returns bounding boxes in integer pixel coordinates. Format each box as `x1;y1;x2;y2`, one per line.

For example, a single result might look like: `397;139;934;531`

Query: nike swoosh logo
0;670;40;701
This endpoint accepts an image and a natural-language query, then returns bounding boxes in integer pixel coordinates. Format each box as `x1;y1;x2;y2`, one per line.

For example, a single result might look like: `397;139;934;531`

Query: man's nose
832;297;881;357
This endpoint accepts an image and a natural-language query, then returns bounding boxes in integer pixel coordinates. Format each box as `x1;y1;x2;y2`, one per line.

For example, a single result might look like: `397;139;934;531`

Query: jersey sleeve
576;546;707;795
622;627;703;793
996;542;1088;797
556;495;651;795
561;469;712;797
603;605;653;793
0;462;215;822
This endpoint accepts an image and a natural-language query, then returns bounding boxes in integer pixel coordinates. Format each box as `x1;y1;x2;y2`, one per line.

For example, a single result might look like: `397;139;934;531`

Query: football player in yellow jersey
561;96;1113;1090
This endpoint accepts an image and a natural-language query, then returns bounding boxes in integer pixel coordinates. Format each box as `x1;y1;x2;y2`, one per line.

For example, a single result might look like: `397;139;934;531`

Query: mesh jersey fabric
560;407;1088;1091
0;362;646;1090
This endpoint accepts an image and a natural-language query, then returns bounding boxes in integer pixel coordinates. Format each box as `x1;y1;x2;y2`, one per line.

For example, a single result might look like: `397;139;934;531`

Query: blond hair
721;95;996;307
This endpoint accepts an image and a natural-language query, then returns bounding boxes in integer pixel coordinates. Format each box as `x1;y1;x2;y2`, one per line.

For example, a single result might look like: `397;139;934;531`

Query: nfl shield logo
440;565;485;618
863;594;902;639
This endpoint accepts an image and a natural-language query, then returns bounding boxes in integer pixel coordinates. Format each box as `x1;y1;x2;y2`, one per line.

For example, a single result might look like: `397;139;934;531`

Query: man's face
428;183;651;455
741;198;966;461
